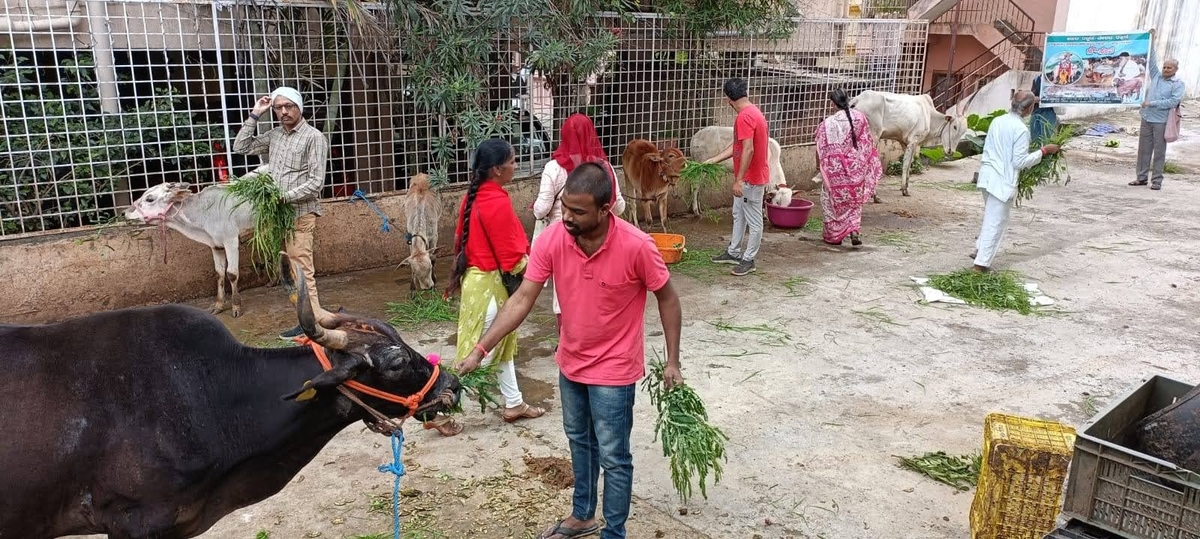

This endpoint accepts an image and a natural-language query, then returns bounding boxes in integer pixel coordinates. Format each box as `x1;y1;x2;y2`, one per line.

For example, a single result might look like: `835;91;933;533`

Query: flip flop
538;520;600;539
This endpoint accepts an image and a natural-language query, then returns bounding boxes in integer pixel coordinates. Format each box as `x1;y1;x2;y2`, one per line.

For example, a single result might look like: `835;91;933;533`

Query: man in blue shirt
1130;29;1186;191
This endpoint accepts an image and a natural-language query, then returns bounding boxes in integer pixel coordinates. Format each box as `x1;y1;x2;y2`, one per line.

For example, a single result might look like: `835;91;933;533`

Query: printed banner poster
1040;31;1152;106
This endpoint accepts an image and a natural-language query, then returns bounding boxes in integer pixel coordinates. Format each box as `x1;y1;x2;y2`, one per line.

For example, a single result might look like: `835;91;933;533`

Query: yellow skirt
455;259;527;364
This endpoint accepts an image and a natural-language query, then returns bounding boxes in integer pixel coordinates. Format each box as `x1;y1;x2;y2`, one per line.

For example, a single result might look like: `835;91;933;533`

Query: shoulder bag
1165;104;1182;143
478;212;523;297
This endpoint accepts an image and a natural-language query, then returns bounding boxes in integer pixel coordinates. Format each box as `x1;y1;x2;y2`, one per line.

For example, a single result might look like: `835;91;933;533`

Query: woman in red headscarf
531;113;626;316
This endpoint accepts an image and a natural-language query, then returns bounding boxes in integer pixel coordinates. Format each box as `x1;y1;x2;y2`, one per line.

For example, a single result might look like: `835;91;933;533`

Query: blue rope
352;189;394;233
378;430;406;539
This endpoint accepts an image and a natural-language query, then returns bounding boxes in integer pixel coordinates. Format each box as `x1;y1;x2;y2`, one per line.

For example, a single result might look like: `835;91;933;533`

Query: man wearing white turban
233;86;331;339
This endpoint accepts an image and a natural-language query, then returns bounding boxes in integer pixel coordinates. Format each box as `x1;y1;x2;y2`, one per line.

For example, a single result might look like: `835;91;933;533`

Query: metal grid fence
0;0;927;238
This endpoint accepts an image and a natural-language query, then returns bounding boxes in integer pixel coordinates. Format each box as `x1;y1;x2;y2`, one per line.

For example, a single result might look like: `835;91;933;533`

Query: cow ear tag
295;383;318;402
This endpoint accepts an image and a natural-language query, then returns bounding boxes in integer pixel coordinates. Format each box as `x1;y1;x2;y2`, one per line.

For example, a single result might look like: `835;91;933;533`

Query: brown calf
621;139;686;232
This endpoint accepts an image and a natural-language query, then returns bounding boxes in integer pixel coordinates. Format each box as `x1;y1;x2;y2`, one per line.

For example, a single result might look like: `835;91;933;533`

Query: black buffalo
0;271;460;538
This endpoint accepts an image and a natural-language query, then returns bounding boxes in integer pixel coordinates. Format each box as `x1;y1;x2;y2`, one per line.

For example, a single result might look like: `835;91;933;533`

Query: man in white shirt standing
971;90;1061;272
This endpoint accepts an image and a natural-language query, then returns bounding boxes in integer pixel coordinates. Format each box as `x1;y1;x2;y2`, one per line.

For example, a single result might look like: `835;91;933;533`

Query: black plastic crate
1043;519;1125;539
1062;375;1200;539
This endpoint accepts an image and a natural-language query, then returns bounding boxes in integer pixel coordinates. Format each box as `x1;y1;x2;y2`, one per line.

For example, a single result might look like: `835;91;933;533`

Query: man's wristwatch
248;112;260;120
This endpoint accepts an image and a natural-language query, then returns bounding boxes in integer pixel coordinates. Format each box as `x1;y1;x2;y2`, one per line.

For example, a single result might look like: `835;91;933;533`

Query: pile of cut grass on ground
895;451;982;491
927;269;1032;315
671;247;725;279
386;290;457;328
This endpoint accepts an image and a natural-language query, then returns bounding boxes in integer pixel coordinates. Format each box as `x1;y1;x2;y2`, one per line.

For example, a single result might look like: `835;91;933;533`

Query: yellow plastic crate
970;413;1077;539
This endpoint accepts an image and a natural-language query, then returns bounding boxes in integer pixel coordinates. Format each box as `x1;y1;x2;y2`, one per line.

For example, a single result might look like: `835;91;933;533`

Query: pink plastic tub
766;198;815;229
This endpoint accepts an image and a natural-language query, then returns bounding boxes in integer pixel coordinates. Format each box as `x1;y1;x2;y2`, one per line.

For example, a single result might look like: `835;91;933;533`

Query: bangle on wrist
475;343;488;357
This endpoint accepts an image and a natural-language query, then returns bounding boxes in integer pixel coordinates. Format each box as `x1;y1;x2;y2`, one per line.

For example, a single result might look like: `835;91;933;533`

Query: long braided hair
830;88;858;149
445;138;514;298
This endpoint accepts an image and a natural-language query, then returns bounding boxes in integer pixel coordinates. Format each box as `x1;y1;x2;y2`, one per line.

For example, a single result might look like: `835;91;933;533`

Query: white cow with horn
850;90;971;200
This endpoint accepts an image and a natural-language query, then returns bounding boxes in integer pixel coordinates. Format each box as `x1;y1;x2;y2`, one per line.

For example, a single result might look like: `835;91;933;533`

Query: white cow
125;182;256;317
689;126;787;214
849;90;969;199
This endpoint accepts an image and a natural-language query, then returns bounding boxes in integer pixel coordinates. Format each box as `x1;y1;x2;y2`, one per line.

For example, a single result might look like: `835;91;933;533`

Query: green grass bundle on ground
927;269;1033;315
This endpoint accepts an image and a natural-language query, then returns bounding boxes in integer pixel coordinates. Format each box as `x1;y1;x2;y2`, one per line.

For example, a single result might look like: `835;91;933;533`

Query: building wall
921;33;990;91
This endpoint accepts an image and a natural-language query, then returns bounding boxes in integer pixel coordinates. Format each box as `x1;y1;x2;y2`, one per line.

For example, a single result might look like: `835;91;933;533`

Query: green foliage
656;0;798;39
962;109;1007;153
0;53;219;235
224;173;295;281
886;159;925;177
385;0;796;179
388;0;633;177
1016;125;1076;206
919;147;963;163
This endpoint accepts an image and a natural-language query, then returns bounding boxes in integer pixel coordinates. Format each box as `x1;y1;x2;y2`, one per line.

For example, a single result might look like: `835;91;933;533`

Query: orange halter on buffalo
296;336;440;418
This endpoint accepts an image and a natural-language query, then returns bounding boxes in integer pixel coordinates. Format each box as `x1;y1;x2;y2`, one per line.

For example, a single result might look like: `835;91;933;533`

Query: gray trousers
1137;119;1168;186
728;183;765;261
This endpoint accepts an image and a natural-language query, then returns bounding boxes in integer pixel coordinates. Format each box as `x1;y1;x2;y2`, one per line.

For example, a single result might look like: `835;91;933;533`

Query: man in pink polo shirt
457;161;683;539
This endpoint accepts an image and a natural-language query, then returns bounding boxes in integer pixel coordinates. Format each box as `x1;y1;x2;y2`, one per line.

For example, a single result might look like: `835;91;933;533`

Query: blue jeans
559;374;636;539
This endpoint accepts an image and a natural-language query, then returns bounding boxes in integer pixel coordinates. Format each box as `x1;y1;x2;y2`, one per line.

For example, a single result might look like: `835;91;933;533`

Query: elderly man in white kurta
971;90;1061;272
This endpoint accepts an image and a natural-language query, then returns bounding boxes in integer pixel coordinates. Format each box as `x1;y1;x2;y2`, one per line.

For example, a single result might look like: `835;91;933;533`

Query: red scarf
551;113;617;206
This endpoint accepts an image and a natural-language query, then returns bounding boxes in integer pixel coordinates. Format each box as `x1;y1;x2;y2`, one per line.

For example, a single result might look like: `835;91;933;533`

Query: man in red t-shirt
456;162;683;539
704;77;771;276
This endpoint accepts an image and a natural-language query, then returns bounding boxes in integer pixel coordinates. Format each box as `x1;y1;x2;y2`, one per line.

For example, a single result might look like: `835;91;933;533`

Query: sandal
538;519;600;539
422;417;463;437
503;403;547;423
850;233;862;247
1129;179;1148;186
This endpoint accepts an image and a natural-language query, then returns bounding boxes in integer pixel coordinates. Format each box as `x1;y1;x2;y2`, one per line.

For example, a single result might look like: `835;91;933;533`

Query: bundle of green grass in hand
927;269;1033;315
641;355;729;504
1016;126;1076;207
225;172;295;282
442;361;501;414
680;161;727;214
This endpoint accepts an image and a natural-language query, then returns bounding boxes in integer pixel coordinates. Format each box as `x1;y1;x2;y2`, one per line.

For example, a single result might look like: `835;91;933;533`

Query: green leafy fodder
442;361;501;414
896;451;982;491
680;161;726;190
1016;126;1077;206
386;291;457;329
927;269;1033;315
641;355;729;504
224;173;295;282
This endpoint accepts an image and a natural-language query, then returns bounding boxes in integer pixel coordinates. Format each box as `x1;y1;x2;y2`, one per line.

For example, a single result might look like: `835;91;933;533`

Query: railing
932;0;1035;36
927;31;1045;110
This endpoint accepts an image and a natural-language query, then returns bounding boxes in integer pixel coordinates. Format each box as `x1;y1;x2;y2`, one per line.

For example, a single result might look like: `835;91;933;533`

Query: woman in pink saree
816;88;882;246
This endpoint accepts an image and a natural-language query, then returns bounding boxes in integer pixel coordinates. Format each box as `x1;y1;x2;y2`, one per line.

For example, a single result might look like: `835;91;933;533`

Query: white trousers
974;191;1013;268
481;297;524;408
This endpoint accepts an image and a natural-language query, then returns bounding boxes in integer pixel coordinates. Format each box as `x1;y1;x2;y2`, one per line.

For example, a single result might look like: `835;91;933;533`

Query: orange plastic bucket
649;233;685;264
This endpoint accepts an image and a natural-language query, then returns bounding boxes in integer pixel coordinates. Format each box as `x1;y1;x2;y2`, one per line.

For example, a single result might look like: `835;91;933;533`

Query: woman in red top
429;139;545;437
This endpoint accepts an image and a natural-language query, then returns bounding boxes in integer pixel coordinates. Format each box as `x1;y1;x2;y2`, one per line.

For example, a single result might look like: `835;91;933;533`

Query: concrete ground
74;105;1200;539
